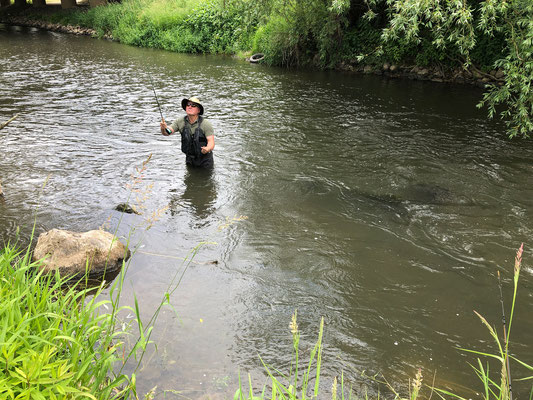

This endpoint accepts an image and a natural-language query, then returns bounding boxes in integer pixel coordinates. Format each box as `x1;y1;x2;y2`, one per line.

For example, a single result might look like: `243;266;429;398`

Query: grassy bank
0;242;139;398
1;0;531;136
2;0;258;55
0;0;505;70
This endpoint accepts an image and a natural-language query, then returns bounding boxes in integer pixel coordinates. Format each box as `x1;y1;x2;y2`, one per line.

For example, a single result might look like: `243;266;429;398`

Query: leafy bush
185;0;252;53
251;15;296;66
160;25;204;52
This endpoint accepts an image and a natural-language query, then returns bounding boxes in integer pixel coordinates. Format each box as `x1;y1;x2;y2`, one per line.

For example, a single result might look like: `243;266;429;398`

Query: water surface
1;24;533;398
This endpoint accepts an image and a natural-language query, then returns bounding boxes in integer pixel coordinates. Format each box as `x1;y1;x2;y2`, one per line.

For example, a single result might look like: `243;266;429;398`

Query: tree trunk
33;0;46;7
0;0;11;8
14;0;26;6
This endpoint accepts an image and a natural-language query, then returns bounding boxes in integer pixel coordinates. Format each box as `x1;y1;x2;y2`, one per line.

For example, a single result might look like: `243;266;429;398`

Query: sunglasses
186;102;199;108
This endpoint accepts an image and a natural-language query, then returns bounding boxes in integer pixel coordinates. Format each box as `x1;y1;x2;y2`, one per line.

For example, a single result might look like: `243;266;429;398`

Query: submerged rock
32;229;130;277
115;203;140;214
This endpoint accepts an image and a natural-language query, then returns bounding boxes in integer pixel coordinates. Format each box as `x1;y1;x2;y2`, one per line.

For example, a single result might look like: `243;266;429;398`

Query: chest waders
180;116;214;168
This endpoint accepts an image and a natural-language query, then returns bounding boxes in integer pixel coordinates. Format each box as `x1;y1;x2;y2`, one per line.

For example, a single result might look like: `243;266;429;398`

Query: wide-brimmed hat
181;96;204;115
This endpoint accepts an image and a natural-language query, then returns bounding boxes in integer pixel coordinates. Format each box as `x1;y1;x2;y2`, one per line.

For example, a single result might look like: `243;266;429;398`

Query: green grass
0;242;138;399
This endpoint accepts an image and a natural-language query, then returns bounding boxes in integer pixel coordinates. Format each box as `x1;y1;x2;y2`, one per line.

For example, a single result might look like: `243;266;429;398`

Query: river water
1;24;533;398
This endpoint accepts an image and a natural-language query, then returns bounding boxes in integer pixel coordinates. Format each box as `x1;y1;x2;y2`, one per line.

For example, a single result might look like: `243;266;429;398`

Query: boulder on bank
33;229;130;277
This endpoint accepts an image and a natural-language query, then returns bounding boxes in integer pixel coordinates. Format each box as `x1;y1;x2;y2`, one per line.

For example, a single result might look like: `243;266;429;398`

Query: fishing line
138;250;218;265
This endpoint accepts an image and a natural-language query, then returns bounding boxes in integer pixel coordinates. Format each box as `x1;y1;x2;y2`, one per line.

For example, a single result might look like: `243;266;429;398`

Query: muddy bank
338;61;505;88
1;15;109;38
0;9;112;39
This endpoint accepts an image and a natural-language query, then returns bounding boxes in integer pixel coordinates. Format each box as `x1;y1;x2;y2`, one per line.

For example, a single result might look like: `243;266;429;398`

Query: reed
434;244;533;400
234;311;325;400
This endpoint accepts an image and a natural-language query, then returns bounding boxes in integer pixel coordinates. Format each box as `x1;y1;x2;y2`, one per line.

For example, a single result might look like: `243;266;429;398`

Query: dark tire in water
250;53;265;63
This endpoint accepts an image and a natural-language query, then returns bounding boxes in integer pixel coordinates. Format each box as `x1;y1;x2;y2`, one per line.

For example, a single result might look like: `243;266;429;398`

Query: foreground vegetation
236;245;533;400
1;0;531;137
0;243;138;398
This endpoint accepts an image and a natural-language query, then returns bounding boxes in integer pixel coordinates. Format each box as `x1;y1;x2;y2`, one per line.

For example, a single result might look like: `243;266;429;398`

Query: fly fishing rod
149;73;164;121
149;72;172;134
498;270;513;400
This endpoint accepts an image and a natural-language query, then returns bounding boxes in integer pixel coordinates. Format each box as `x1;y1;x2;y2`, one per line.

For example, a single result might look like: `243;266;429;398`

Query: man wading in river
160;97;215;168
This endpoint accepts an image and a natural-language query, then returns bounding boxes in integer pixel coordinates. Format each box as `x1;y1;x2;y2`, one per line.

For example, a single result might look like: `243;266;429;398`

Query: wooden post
61;0;77;8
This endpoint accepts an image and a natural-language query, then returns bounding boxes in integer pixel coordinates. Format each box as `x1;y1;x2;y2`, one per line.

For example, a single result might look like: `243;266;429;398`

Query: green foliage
250;0;350;68
0;244;136;399
251;15;299;66
160;25;204;53
185;0;254;53
476;0;533;138
470;31;506;71
341;19;382;62
368;0;533;137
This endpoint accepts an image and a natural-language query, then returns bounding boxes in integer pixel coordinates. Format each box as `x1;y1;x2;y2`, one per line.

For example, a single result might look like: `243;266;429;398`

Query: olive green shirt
170;116;214;137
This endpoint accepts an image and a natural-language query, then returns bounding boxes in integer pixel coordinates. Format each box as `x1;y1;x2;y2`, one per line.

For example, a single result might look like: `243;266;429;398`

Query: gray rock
115;203;140;214
33;229;130;277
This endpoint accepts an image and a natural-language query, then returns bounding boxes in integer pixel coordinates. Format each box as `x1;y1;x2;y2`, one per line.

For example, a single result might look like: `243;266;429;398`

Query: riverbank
2;0;530;137
0;3;505;88
0;6;111;38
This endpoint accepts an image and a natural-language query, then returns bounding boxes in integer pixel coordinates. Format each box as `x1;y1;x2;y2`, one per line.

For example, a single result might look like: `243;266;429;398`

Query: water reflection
168;166;217;220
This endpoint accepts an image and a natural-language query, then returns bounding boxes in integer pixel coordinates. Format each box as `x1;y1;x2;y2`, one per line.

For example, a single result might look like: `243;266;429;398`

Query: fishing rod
498;270;513;400
149;72;172;134
149;73;164;121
